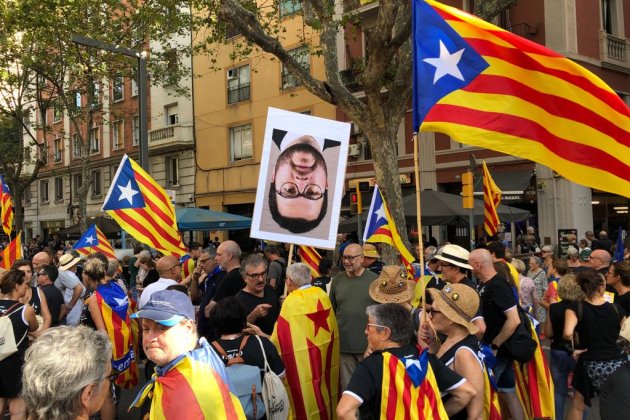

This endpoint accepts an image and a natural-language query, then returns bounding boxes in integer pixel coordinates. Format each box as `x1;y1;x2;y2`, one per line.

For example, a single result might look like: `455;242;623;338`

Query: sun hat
58;254;81;271
369;265;415;303
579;248;591;262
131;290;195;327
362;243;381;259
428;283;479;335
434;244;472;270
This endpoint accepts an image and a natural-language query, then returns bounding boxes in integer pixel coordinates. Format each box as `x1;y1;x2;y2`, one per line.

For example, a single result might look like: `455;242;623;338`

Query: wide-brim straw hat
362;243;381;259
59;254;81;271
369;265;415;303
428;283;479;335
434;244;472;270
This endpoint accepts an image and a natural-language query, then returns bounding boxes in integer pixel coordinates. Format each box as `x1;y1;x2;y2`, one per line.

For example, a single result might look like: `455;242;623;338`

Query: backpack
0;303;26;361
253;335;290;420
212;335;265;419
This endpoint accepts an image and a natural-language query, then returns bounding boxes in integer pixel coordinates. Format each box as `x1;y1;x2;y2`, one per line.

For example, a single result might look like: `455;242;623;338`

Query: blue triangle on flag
74;224;98;249
102;156;146;210
363;186;388;240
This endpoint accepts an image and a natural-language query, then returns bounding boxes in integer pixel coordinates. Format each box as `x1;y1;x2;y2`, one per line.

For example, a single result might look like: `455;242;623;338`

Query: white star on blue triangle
363;185;389;242
102;156;146;210
74;224;99;249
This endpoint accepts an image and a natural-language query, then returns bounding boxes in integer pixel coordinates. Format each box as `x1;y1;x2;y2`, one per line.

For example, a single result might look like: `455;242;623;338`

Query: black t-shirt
41;283;64;326
568;300;624;360
0;300;29;352
617;292;630;316
143;269;160;288
212;268;245;302
477;274;517;344
600;363;630;420
549;300;573;352
28;286;42;315
235;286;281;335
211;334;285;382
311;276;331;291
345;344;464;420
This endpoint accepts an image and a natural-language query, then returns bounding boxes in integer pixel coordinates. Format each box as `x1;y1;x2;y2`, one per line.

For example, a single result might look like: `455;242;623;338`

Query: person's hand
419;322;435;344
572;348;587;360
248;304;272;322
243;323;265;337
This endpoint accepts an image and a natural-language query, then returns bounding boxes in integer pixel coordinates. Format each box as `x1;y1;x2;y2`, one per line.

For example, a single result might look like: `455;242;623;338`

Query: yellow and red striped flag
482;161;501;236
413;0;630;199
380;350;448;419
102;155;187;257
73;224;116;259
0;233;22;270
363;185;415;279
298;245;322;277
271;286;339;420
181;257;195;281
0;174;14;236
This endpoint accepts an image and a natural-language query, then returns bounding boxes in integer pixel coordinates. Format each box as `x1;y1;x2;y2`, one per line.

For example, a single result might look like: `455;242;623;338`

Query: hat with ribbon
59;254;81;271
428;283;479;335
434;244;472;270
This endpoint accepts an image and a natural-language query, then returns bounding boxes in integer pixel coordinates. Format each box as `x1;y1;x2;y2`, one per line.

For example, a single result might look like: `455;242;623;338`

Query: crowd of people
0;227;629;419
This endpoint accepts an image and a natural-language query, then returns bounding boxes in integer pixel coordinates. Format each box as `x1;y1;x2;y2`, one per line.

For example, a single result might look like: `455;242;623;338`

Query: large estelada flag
0;174;13;236
482;161;501;236
95;281;138;389
102;155;187;257
271;286;339;420
363;185;415;279
380;350;448;419
73;224;116;259
412;0;630;198
0;233;21;270
298;245;322;277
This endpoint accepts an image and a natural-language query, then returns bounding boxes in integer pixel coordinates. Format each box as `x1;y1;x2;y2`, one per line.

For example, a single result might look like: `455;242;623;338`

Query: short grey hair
240;253;268;277
22;326;112;420
542;245;554;253
107;258;120;277
286;263;311;287
366;304;413;345
511;258;526;274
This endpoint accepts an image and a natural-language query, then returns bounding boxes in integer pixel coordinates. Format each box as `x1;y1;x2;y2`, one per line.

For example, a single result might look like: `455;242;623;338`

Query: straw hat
59;254;81;271
434;244;472;270
369;266;415;303
362;243;380;259
428;283;479;335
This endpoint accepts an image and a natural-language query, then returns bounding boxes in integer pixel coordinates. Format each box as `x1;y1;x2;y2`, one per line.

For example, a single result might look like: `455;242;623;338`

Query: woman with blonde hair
512;258;537;314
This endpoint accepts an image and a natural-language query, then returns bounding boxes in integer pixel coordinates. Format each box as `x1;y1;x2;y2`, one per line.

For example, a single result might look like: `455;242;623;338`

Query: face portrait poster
250;108;350;249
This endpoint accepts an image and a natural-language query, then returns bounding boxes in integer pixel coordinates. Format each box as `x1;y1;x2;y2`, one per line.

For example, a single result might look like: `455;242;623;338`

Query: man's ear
80;383;96;409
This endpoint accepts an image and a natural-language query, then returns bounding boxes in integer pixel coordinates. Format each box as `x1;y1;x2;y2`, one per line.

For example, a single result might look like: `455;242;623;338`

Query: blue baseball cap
132;290;195;327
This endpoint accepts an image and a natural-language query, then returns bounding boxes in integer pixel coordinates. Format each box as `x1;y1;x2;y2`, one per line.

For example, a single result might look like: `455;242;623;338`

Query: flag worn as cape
0;174;13;237
298;246;322;277
0;233;21;270
271;286;340;420
482;161;501;236
102;155;187;257
381;350;448;419
479;344;503;420
363;185;415;279
74;224;116;259
412;0;630;199
96;281;138;389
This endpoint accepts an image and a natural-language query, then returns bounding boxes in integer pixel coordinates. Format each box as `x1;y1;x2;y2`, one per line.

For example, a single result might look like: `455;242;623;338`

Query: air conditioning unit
348;143;362;157
227;69;237;79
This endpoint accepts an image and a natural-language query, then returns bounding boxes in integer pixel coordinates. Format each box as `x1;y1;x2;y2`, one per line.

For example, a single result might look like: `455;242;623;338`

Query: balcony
148;124;194;151
599;31;630;72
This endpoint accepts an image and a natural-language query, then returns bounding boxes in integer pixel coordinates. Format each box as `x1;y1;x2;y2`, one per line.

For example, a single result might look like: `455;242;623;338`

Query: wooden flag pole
413;133;425;314
283;243;295;300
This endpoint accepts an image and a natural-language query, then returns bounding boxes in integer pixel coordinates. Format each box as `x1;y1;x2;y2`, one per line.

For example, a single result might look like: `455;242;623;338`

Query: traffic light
462;171;474;209
350;184;363;214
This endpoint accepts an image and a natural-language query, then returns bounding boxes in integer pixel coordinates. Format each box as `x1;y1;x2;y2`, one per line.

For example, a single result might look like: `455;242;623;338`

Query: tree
185;0;515;250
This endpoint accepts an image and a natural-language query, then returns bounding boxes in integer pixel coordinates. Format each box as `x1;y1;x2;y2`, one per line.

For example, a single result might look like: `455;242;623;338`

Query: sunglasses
36;272;47;277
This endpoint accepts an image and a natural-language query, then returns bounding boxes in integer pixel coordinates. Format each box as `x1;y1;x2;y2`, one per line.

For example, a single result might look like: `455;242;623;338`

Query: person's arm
60;283;83;320
443;380;476;417
189;267;206;305
452;350;484;420
247;304;272;323
491;306;520;348
473;318;486;340
544;305;555;339
88;295;107;332
563;308;577;342
24;305;39;332
336;394;360;420
38;288;52;331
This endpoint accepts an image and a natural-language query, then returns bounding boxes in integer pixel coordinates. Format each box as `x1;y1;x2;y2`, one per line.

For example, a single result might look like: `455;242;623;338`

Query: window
131;70;138;97
53;102;63;123
113;76;124;102
23;186;31;205
54;177;63;202
227;65;250;104
40;180;49;203
112;120;124;150
166;156;179;187
72;133;81;158
23;147;31;162
73;174;82;198
279;0;302;17
91;170;101;197
165;104;178;126
89;82;100;109
90;126;100;154
53;137;62;162
282;46;310;89
229;124;253;162
132;115;140;145
75;91;82;108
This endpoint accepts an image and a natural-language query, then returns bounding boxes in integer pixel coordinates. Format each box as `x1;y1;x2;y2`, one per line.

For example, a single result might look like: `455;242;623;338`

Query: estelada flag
413;0;630;199
298;245;322;277
0;174;13;236
271;286;339;420
482;161;501;236
73;224;116;259
95;281;138;389
0;233;21;270
479;343;503;419
102;155;188;257
380;350;448;419
181;256;195;282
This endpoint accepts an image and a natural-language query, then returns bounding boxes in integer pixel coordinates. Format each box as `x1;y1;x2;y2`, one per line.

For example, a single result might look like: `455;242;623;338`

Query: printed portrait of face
268;139;328;234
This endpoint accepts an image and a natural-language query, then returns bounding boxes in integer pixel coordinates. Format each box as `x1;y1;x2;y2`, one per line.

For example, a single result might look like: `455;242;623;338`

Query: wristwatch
491;343;499;350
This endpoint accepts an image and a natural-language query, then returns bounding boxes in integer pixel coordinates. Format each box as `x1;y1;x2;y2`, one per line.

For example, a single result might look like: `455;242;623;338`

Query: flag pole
413;133;425;314
283;243;295;300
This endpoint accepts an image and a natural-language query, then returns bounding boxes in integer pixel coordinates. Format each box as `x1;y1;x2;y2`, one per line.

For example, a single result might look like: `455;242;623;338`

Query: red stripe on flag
401;370;412;420
324;331;336;414
277;316;307;419
113;211;163;245
114;209;184;253
306;338;329;420
158;366;206;418
134;175;178;224
134;172;175;212
425;105;630;181
385;355;399;418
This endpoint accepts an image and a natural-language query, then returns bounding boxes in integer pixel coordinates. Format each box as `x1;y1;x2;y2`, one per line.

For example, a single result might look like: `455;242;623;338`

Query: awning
175;207;252;231
475;170;534;194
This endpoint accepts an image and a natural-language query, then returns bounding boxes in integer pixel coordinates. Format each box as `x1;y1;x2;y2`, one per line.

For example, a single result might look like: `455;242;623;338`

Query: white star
85;235;95;245
374;204;386;221
117;180;139;205
423;40;465;84
114;297;128;307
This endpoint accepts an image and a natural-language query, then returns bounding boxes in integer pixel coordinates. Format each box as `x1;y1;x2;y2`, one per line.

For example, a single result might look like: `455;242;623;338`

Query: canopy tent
338;190;529;233
175;207;252;231
55;217;122;240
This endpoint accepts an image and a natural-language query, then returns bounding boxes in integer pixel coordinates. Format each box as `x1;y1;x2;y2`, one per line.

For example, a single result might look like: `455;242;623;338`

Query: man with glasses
235;254;280;335
189;246;220;305
587;249;615;298
138;255;182;309
330;243;378;389
37;264;65;327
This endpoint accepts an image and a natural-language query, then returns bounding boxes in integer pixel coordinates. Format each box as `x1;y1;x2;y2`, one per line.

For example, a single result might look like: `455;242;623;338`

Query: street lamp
70;34;149;171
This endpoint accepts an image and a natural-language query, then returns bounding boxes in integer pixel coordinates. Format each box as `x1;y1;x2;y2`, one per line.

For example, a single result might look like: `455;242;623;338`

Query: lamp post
70;34;149;171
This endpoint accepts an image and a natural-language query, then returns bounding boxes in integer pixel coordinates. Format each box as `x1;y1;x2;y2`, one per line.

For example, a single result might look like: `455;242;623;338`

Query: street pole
71;34;149;171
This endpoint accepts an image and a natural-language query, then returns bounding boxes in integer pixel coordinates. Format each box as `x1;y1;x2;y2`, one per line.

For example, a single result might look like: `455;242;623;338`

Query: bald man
138;255;182;309
329;243;378;389
32;252;52;280
204;241;245;318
